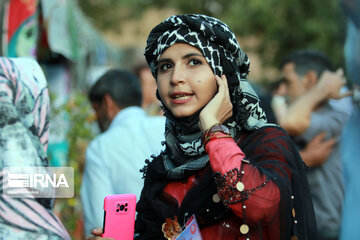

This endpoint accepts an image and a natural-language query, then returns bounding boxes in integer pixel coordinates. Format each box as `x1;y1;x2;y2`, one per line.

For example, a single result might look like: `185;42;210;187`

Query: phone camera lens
125;208;128;212
125;203;128;207
117;204;120;207
116;209;119;212
120;205;125;211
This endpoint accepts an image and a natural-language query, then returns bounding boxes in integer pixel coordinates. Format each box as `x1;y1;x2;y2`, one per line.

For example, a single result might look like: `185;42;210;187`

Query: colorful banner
5;0;38;58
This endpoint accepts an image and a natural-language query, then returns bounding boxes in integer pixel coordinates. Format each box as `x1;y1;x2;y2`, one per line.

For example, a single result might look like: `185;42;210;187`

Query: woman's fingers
85;227;114;240
215;75;224;93
215;74;229;96
221;74;230;95
220;74;232;118
198;74;232;131
91;227;103;236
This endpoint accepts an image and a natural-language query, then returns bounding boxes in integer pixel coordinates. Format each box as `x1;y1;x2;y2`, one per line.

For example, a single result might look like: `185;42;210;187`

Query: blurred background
0;0;347;239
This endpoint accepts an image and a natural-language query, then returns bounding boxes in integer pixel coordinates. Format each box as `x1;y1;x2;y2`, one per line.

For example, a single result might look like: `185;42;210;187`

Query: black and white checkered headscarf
144;14;270;179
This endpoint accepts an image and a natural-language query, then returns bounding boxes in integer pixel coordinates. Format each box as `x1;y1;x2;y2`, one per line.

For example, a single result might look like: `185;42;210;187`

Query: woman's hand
198;74;233;132
85;227;114;240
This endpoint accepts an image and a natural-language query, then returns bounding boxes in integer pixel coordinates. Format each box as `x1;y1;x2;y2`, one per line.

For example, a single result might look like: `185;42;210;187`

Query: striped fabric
0;57;70;239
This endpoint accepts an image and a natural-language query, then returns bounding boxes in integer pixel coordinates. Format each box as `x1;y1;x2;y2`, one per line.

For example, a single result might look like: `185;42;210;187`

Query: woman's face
156;43;218;118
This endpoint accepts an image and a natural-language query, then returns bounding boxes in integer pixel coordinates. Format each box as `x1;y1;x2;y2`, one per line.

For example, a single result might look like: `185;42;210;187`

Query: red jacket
163;135;281;239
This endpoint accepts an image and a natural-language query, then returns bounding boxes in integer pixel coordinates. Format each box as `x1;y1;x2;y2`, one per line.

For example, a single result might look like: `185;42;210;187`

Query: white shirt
80;106;165;236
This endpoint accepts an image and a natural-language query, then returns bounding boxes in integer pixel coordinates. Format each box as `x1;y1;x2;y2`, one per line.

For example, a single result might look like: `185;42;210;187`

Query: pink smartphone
102;194;136;240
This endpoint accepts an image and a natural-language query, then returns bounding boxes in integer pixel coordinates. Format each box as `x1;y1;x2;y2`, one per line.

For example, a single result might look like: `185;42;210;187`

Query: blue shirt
80;106;165;236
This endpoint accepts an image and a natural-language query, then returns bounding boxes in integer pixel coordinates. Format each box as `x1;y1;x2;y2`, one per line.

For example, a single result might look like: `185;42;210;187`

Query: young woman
89;14;317;240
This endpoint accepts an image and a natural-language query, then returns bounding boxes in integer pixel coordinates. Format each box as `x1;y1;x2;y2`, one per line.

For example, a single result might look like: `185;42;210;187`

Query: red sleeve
205;134;280;224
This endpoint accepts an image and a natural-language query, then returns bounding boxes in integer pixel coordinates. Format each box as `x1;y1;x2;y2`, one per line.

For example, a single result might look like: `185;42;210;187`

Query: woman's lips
170;93;193;104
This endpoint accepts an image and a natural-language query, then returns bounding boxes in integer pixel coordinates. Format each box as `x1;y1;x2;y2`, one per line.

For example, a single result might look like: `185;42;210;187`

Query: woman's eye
159;63;172;72
189;59;202;66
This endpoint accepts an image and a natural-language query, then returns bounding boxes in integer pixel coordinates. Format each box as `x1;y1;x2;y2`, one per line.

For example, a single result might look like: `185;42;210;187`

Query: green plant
78;0;346;70
50;91;96;239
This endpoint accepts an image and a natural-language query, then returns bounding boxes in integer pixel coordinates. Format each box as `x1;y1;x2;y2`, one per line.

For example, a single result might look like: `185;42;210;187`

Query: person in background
80;69;165;236
339;0;360;239
132;62;163;116
279;50;351;240
267;75;335;169
0;57;70;240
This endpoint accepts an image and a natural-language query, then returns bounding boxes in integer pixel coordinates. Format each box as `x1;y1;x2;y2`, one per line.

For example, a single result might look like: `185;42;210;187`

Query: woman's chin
171;109;197;118
172;113;193;118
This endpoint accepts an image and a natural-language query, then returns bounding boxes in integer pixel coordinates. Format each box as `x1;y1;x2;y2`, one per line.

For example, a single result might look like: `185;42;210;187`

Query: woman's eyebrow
182;53;204;59
157;53;204;65
157;58;173;65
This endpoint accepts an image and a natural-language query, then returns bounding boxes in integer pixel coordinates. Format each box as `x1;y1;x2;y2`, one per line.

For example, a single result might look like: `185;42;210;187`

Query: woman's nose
170;65;186;85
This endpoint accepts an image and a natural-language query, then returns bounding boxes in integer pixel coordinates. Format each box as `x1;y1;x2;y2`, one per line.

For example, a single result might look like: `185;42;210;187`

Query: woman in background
0;57;70;240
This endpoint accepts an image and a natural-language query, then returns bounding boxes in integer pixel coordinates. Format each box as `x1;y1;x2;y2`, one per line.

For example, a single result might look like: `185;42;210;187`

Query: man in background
279;50;351;240
80;69;165;236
